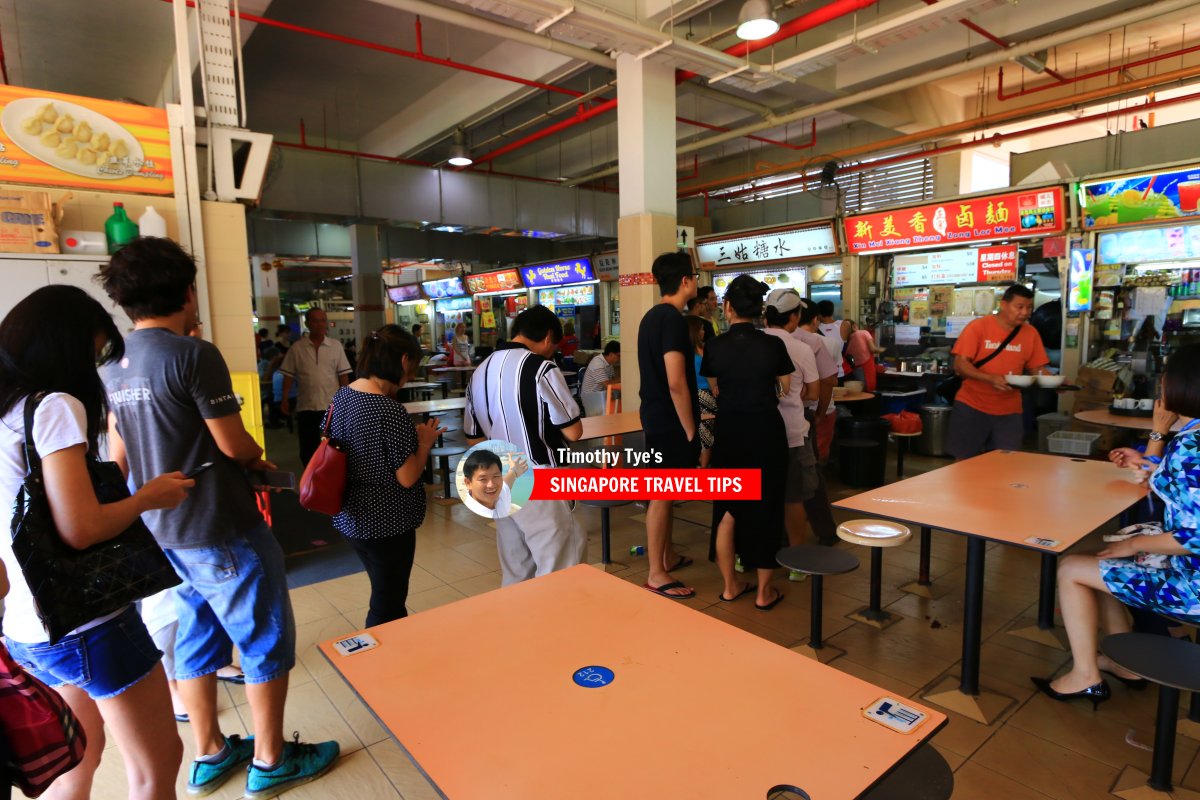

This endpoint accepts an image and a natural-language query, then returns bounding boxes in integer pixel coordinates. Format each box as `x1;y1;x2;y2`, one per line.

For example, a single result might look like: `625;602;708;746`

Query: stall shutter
840;158;934;215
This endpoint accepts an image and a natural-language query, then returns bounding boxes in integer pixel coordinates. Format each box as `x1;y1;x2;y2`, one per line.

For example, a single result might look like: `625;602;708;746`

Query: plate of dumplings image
2;97;145;179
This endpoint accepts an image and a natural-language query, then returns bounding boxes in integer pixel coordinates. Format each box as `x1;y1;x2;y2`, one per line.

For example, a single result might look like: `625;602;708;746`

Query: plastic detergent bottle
104;203;139;254
138;205;167;238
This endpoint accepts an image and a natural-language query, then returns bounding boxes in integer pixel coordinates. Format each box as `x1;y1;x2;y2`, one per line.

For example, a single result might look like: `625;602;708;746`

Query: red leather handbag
298;401;347;516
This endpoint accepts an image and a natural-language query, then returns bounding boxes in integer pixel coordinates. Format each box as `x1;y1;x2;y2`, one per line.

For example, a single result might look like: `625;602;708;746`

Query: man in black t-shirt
638;251;700;600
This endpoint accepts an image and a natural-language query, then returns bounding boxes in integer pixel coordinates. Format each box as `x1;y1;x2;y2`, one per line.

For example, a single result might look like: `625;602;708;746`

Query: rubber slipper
718;583;756;602
665;555;694;572
755;589;785;611
174;713;190;723
643;581;696;600
216;666;245;685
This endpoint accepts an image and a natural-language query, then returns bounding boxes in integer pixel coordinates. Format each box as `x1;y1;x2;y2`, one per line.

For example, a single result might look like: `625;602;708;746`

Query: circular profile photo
457;440;533;520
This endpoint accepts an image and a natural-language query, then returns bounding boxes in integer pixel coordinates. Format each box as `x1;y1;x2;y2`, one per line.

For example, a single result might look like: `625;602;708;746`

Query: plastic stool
579;499;632;565
777;545;859;663
837;519;912;630
860;744;954;800
430;446;466;501
1102;633;1200;799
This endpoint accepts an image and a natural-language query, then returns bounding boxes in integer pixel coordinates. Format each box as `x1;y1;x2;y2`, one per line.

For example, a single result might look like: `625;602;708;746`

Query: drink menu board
422;276;466;299
1079;164;1200;229
521;258;595;288
537;285;595;310
891;245;1017;287
464;269;523;294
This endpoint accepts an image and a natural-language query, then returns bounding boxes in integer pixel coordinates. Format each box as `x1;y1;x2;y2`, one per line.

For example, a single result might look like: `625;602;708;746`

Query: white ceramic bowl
1036;374;1065;388
842;380;865;393
1005;374;1036;387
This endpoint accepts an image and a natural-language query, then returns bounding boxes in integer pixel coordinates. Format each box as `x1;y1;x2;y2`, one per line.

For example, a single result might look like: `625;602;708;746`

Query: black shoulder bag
10;393;181;644
940;323;1023;404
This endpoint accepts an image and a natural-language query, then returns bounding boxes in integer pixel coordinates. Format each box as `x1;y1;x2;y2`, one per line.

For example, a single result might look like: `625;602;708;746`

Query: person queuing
762;290;823;554
279;308;352;465
99;238;339;798
323;326;444;628
448;321;473;366
638;252;701;600
947;284;1049;460
815;300;850;379
0;285;192;800
1033;345;1200;707
686;316;717;468
579;340;620;417
464;306;585;585
702;275;794;611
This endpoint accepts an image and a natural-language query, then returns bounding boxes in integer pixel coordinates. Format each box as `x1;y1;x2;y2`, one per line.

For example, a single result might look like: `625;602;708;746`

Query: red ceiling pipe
678;116;816;150
998;42;1200;101
699;89;1200;201
156;0;583;98
919;0;1069;82
275;139;433;167
472;99;618;164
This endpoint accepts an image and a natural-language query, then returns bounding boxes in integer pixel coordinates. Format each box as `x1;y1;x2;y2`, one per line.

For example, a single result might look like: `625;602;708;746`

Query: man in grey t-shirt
100;238;339;798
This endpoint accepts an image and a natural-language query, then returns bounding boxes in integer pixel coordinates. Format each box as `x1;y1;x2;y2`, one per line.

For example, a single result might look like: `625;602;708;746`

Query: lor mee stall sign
843;187;1066;254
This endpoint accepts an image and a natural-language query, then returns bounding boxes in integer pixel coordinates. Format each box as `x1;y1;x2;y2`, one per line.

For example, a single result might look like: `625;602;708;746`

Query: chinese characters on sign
696;224;838;268
844;188;1065;254
521;258;596;288
891;245;1018;288
594;253;619;281
464;269;523;294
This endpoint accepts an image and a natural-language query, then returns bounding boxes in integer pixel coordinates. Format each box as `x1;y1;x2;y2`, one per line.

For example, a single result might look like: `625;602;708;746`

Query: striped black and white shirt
464;345;581;467
580;355;612;396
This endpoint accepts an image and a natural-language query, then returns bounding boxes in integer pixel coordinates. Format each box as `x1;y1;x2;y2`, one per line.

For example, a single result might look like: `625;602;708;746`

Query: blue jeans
6;606;161;700
165;523;296;684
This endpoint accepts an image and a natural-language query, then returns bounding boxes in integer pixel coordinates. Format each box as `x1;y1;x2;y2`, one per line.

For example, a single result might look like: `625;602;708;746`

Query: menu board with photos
464;269;523;294
537;285;595;310
422;277;466;299
386;284;421;303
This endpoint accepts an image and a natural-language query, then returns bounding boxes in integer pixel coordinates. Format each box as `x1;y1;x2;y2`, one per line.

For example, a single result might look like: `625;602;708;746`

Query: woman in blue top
1033;344;1200;708
687;316;716;468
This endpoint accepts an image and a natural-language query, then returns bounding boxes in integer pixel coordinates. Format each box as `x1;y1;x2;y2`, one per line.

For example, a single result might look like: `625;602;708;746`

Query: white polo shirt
278;335;352;412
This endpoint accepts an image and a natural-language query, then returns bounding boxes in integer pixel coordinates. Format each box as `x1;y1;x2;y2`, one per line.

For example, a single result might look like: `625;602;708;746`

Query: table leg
896;437;906;479
600;508;611;566
922;536;1014;724
810;574;824;649
1007;552;1069;650
1151;686;1181;792
900;526;950;599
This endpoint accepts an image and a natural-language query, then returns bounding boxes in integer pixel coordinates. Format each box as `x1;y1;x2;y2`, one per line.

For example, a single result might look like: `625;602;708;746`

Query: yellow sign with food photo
0;86;172;195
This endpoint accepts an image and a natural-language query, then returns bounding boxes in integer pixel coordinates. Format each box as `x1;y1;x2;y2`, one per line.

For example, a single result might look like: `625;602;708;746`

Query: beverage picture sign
1079;164;1200;229
521;258;595;288
464;269;523;294
0;85;173;195
1097;221;1200;265
844;188;1065;254
891;245;1018;288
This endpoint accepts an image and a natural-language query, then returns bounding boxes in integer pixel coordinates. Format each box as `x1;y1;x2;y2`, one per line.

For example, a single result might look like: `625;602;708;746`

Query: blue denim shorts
164;522;296;684
5;606;162;700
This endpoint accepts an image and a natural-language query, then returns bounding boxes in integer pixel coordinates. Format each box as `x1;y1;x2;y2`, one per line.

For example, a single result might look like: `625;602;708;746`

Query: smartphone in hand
250;470;297;491
186;462;214;478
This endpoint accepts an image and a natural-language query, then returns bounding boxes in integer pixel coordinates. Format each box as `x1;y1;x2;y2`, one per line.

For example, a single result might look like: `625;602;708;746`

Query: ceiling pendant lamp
448;128;473;167
736;0;779;41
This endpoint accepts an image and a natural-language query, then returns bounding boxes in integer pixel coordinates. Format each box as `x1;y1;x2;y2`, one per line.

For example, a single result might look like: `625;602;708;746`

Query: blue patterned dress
1100;422;1200;623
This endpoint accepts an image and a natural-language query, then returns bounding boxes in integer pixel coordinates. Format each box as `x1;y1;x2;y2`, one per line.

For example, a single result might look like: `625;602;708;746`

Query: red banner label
976;245;1018;282
843;187;1066;254
464;269;524;294
530;469;761;501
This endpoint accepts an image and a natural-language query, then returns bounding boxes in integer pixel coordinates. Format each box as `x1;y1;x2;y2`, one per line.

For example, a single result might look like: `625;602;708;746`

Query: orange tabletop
834;450;1146;553
1074;409;1189;433
578;410;715;441
320;566;944;800
404;397;467;415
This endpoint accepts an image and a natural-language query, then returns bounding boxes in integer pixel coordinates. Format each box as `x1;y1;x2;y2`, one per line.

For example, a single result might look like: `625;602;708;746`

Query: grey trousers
946;400;1023;460
496;499;587;586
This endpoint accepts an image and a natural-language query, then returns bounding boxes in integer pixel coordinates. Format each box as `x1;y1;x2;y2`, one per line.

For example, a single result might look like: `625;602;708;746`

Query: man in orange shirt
947;285;1050;460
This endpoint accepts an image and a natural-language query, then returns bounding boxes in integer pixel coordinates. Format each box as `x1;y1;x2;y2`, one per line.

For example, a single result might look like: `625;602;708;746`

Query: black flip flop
718;583;756;602
644;581;696;600
755;589;785;611
665;555;694;572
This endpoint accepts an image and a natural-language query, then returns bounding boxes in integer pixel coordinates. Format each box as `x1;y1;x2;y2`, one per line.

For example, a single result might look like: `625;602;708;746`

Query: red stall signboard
844;188;1065;254
465;269;523;294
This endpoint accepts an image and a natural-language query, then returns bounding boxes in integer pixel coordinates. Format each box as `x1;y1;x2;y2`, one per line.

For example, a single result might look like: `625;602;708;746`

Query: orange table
604;381;621;415
321;566;944;799
1075;408;1189;432
834;450;1147;724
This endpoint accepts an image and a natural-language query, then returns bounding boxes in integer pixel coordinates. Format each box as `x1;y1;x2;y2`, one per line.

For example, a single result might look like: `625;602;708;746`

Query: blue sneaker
245;733;340;799
187;734;255;796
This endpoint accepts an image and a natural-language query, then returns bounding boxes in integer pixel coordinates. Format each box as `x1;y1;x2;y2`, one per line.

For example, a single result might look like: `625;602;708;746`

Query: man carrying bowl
947;284;1052;460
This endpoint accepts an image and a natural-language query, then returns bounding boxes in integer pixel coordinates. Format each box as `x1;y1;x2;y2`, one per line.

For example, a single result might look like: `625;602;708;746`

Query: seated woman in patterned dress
1032;344;1200;708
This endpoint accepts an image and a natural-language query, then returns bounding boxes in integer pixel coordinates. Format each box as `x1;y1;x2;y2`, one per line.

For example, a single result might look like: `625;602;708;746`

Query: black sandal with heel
1030;676;1111;710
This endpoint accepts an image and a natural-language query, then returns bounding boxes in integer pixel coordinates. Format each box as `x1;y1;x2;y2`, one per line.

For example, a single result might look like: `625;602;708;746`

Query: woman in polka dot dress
322;326;444;626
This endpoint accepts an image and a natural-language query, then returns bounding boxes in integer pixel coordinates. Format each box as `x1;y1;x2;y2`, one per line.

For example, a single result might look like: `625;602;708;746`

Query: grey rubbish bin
916;404;952;457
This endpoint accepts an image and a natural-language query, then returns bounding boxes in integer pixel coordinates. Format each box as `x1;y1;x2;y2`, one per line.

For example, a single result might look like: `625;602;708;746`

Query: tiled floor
88;421;1200;799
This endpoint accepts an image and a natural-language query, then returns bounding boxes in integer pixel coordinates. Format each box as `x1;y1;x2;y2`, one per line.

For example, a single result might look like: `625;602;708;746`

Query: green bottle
104;202;139;254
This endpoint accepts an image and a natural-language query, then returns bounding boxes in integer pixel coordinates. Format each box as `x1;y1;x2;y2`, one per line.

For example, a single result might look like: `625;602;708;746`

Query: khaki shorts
785;443;819;504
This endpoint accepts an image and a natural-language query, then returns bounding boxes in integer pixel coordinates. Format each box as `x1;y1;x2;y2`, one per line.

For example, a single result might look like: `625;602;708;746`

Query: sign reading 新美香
521;258;595;288
0;86;174;195
844;188;1066;254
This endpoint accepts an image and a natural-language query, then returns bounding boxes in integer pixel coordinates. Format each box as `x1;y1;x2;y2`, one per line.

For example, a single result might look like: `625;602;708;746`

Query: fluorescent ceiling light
736;0;778;41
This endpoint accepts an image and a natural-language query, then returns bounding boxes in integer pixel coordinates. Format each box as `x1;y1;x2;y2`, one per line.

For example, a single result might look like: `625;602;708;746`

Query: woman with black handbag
0;286;192;799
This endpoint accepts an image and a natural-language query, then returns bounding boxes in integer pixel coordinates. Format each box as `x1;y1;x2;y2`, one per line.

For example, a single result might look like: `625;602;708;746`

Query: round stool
579;499;633;565
837;519;911;630
436;425;458;448
860;744;954;800
777;545;859;662
1101;633;1200;799
891;431;921;479
430;446;466;500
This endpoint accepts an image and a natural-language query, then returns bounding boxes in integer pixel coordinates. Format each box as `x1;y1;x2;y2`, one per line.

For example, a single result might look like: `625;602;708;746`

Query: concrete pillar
251;254;282;327
350;224;386;347
616;53;677;412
